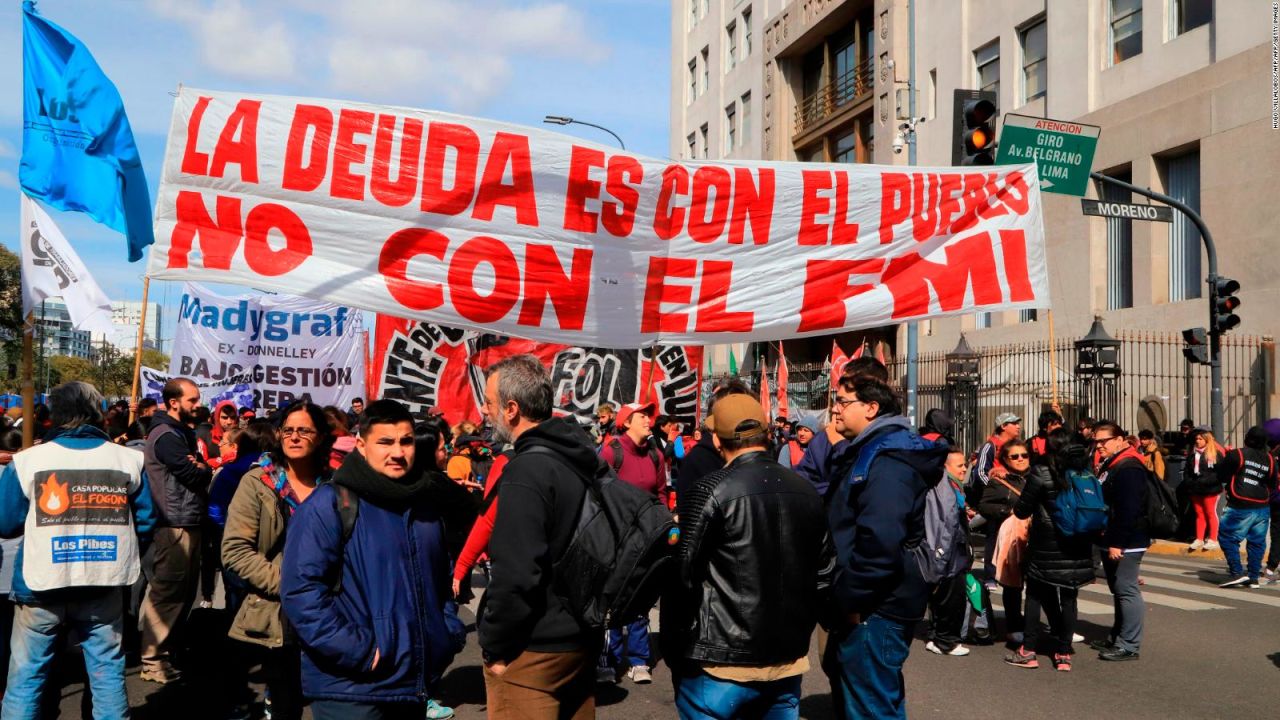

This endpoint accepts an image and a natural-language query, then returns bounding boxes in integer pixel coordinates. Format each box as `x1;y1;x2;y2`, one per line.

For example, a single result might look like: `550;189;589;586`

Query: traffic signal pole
905;0;919;426
1089;171;1224;438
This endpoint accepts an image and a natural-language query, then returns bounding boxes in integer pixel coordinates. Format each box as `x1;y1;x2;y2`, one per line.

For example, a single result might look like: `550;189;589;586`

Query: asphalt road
43;549;1280;719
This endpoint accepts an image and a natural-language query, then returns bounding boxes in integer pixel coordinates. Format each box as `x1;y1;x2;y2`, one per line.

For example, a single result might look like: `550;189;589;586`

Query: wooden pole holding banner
642;343;659;405
21;312;35;450
127;276;151;425
1047;309;1059;408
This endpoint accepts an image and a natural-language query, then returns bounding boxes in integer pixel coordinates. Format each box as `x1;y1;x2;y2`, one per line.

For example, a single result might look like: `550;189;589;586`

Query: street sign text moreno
1081;199;1174;222
997;114;1101;197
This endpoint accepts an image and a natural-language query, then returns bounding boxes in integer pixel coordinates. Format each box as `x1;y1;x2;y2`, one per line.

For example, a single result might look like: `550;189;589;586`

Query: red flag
831;341;851;391
852;341;866;359
875;340;887;365
759;358;772;421
776;344;789;419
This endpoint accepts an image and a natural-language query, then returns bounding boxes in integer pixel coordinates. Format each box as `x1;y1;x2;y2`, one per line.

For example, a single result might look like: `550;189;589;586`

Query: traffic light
952;89;998;166
1182;327;1209;365
1212;277;1241;333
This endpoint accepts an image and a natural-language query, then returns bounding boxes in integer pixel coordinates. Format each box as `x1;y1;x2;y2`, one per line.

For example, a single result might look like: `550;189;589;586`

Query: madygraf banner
369;316;704;427
167;283;365;409
146;88;1049;347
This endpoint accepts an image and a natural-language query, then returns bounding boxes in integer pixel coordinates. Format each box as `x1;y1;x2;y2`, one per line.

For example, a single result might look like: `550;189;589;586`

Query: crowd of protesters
0;365;1277;720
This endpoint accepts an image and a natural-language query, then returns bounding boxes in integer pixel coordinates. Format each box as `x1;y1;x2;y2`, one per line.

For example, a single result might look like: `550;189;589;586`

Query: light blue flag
21;1;154;262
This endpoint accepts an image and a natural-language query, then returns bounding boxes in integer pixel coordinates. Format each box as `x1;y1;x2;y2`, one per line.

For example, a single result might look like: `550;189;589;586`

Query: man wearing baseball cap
665;394;834;719
597;401;668;684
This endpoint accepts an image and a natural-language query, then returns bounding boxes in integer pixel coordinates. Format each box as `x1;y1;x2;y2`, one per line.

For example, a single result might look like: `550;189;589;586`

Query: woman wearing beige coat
222;401;333;720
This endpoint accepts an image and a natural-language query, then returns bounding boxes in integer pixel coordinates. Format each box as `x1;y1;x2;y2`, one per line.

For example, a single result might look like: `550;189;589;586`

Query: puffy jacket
827;416;946;624
222;465;289;649
143;412;213;527
478;418;597;663
280;477;454;703
1012;466;1095;588
668;451;835;667
978;469;1027;524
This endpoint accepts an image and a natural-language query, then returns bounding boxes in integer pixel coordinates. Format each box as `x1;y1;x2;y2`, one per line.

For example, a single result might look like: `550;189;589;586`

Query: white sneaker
1220;575;1251;589
1189;539;1204;551
925;641;970;657
1071;633;1084;643
1204;540;1220;552
626;666;652;684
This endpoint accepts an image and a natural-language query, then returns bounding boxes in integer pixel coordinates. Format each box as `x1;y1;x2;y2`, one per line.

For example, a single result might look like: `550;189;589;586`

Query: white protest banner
139;366;254;409
20;194;115;334
168;283;365;409
147;88;1048;347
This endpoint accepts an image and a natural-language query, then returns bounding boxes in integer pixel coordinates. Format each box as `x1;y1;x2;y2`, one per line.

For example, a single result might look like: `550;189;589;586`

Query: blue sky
1;0;671;344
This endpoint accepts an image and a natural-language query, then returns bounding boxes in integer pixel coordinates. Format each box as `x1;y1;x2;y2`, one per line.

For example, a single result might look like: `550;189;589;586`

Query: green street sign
996;114;1101;197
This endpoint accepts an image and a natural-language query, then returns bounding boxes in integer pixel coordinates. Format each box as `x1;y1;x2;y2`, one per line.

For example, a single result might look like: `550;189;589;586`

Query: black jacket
676;432;722;513
1215;446;1278;509
978;470;1027;524
1099;450;1151;550
143;412;213;528
668;451;835;666
1183;449;1223;496
478;418;596;663
1013;466;1095;588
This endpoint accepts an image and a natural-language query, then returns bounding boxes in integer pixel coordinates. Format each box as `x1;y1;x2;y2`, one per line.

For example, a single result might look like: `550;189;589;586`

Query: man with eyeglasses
1091;420;1150;662
139;377;213;684
825;375;947;719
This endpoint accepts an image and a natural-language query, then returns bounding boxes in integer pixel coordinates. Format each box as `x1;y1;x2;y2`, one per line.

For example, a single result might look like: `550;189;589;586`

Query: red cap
615;402;657;430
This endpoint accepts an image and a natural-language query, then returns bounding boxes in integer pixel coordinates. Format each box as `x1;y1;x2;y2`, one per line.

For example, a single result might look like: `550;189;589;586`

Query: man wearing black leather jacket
664;393;835;720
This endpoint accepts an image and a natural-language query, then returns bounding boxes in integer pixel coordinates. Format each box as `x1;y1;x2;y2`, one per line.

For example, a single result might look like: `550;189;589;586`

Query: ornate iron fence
710;331;1274;452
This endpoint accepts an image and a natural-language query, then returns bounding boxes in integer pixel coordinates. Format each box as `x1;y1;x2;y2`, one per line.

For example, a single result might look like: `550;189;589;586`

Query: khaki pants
484;648;595;720
140;526;201;672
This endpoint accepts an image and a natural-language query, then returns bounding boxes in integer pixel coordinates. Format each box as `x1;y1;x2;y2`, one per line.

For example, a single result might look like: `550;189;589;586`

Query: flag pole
21;312;35;449
128;275;151;424
642;343;659;404
1047;309;1059;408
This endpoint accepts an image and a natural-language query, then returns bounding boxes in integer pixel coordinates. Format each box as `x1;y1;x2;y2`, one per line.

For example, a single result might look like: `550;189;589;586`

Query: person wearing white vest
0;381;156;720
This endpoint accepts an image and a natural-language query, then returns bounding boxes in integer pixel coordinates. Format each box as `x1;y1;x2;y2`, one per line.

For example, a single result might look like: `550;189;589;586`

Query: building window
741;92;752;141
1166;150;1202;301
726;22;737;71
689;0;697;30
700;124;709;159
701;47;709;96
687;133;696;159
927;68;937;119
862;114;875;158
1020;309;1038;322
1102;169;1134;310
743;8;753;57
800;143;824;162
725;104;737;153
976;313;992;329
1020;18;1046;104
832;22;858;105
975;40;1000;96
1110;0;1142;65
688;59;697;104
833;129;857;163
1170;0;1211;38
700;0;708;19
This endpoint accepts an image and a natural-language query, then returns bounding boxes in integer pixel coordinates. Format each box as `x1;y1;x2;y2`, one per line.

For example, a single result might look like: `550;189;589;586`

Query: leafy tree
0;245;22;390
48;355;94;387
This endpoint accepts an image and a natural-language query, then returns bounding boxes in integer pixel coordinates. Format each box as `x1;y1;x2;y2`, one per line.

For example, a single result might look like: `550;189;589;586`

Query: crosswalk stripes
1078;583;1231;611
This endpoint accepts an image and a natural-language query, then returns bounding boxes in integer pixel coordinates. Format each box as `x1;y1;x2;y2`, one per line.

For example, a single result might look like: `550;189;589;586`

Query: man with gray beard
478;355;599;719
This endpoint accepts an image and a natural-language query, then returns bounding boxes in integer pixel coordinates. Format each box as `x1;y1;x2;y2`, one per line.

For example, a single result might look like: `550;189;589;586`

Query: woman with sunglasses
978;440;1032;644
1004;429;1096;672
222;401;334;720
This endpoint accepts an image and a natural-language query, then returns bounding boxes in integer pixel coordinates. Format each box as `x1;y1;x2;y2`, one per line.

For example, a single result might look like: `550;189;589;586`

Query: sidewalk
1147;538;1256;558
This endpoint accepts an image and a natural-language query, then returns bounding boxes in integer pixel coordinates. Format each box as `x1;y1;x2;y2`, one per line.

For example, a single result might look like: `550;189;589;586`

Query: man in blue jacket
282;399;459;719
0;381;155;720
826;375;945;720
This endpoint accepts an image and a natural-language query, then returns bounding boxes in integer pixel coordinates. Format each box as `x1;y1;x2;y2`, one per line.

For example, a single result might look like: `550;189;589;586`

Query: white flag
20;193;115;335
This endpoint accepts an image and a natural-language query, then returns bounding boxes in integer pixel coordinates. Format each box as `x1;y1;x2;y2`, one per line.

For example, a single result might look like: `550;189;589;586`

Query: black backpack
525;446;678;630
606;437;662;476
1143;466;1179;540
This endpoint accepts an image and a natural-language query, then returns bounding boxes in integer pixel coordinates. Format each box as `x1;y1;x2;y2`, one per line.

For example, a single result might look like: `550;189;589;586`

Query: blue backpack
1051;469;1108;536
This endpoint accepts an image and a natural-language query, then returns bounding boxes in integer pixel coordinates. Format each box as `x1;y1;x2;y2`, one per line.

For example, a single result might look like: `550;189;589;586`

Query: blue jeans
674;670;802;720
1219;506;1270;580
831;614;915;720
1;589;128;720
603;616;650;668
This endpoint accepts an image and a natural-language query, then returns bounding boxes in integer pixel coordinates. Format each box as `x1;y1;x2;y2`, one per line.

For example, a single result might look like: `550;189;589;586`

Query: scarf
333;448;431;507
256;452;329;516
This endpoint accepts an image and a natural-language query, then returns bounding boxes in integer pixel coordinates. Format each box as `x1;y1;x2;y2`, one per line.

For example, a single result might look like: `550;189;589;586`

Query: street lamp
1075;316;1121;421
945;334;981;450
543;115;626;150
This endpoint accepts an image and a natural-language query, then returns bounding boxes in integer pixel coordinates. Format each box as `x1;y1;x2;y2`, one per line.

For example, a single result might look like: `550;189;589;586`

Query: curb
1147;539;1248;558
